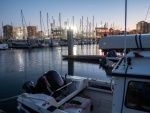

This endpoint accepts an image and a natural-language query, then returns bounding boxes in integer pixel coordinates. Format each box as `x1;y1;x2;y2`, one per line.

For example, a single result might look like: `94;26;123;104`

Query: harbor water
0;44;111;113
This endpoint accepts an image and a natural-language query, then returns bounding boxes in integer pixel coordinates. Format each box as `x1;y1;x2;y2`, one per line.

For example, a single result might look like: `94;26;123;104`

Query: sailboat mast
40;11;42;38
81;16;83;45
59;13;61;38
47;13;50;37
92;15;94;38
11;22;13;38
2;22;3;38
80;18;81;34
72;16;74;26
86;17;88;38
21;10;25;39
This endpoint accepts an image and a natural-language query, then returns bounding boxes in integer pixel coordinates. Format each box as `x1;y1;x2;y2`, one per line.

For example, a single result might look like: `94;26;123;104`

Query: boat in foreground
17;34;150;113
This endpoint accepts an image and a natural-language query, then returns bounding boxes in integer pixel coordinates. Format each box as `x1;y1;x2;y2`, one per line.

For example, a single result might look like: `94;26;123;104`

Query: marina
0;44;110;113
17;34;150;113
0;0;150;113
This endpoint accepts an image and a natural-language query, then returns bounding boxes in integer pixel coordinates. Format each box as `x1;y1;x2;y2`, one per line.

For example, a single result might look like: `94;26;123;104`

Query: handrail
51;82;73;96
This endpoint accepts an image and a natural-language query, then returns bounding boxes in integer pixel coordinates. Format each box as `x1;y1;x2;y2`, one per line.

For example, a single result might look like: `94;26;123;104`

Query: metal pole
67;29;74;75
124;0;127;64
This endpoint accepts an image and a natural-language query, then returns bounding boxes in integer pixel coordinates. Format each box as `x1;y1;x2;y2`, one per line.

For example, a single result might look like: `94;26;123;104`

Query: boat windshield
125;81;150;112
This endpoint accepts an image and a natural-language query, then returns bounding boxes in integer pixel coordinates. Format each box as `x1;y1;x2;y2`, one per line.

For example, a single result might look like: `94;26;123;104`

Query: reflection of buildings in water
73;46;77;55
18;53;25;71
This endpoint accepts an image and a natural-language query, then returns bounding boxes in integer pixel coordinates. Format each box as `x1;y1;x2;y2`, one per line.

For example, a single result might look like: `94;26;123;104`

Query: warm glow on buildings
13;27;27;39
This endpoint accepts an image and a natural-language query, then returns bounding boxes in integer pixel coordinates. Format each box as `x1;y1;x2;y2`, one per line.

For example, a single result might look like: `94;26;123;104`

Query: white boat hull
0;44;8;50
17;76;113;113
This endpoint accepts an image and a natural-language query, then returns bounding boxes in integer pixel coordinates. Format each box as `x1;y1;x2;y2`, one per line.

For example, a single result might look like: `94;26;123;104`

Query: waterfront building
95;27;109;38
13;27;27;39
129;29;137;34
37;31;45;38
3;25;13;39
27;26;37;38
52;28;66;38
113;30;122;35
136;21;149;33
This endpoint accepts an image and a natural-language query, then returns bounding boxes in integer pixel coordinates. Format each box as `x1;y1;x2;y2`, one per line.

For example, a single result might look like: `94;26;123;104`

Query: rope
135;34;139;48
139;34;143;50
0;95;19;102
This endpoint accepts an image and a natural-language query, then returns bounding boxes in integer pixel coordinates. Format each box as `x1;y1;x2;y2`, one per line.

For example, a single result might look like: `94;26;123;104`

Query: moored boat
0;43;8;50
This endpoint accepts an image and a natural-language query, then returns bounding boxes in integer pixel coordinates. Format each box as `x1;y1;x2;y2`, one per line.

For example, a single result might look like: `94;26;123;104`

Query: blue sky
0;0;150;34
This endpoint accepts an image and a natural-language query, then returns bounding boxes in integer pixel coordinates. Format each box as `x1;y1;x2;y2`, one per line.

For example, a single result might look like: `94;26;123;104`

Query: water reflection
18;53;25;71
0;44;111;113
73;46;77;55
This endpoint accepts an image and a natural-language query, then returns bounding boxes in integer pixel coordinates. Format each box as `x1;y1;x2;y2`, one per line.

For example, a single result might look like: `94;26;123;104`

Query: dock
62;55;120;63
62;55;103;63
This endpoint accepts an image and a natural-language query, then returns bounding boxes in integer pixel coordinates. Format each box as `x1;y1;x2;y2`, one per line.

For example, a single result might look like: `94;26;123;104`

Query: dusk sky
0;0;150;34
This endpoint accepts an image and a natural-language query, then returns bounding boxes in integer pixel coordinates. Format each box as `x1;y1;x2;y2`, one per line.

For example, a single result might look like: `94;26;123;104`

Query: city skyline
0;0;150;35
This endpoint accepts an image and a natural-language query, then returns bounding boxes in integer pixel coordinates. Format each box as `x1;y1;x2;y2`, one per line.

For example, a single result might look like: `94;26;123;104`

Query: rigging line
48;15;51;32
121;64;129;113
0;95;19;102
23;14;28;29
145;5;150;21
41;15;46;35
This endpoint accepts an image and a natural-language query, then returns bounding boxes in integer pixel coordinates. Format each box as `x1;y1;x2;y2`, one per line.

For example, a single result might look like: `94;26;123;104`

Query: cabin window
125;81;150;112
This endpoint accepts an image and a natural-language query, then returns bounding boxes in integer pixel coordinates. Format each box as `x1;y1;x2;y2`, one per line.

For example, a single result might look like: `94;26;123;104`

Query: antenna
124;0;127;65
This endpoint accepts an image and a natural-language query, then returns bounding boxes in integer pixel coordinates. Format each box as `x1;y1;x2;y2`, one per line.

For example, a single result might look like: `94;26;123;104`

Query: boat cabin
100;34;150;113
112;50;150;113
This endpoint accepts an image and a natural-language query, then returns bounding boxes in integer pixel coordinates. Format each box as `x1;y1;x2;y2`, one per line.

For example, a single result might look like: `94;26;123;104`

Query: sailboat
17;0;150;113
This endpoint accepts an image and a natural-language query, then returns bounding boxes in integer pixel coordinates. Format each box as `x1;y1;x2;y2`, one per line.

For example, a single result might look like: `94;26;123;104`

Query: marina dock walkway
62;55;120;63
62;55;103;63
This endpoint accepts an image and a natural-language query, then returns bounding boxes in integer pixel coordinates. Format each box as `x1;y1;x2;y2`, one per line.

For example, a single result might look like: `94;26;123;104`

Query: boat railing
51;82;73;97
